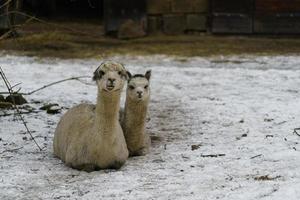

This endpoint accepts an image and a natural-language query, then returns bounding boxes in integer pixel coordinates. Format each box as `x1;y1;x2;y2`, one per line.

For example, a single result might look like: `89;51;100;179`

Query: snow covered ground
0;54;300;200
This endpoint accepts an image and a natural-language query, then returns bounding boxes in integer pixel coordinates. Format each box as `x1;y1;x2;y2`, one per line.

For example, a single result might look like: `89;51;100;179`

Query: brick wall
147;0;208;34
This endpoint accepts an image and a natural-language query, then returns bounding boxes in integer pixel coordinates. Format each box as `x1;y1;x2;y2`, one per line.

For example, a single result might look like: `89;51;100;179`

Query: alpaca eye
118;71;122;76
129;85;135;90
144;85;148;89
99;70;105;76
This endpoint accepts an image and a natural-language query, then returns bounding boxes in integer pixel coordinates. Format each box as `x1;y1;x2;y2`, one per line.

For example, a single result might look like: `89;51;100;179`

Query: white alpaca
121;70;151;156
53;61;129;171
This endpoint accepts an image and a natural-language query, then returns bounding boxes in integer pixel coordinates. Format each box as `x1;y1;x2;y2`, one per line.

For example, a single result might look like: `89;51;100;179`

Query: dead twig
24;76;92;95
75;78;94;86
10;82;22;89
87;0;96;8
0;66;42;151
0;146;23;154
0;0;12;10
254;175;281;181
250;154;262;159
0;29;14;40
293;128;300;137
200;154;226;158
0;110;41;117
0;76;92;95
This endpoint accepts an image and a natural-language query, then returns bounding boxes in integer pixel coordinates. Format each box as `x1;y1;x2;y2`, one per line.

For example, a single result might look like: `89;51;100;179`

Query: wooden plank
211;0;254;33
163;14;186;34
104;0;147;33
171;0;208;13
255;0;300;14
147;0;171;14
254;14;300;33
254;0;300;33
211;13;253;33
186;14;207;31
211;0;253;13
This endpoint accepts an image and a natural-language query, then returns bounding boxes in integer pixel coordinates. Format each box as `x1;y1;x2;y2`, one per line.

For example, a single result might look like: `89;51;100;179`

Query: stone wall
147;0;208;34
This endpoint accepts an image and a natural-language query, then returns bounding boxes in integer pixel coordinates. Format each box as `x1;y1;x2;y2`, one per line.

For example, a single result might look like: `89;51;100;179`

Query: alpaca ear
126;71;132;80
93;67;104;81
145;70;151;81
92;67;99;81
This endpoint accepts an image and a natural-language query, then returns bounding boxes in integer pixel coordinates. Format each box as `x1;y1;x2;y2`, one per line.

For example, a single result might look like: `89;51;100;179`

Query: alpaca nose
108;78;116;84
137;91;143;98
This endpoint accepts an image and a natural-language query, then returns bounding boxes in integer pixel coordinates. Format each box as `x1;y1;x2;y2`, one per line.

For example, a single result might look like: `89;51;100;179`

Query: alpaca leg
130;146;149;156
65;145;80;168
65;144;97;171
108;160;126;170
130;135;150;156
75;164;97;172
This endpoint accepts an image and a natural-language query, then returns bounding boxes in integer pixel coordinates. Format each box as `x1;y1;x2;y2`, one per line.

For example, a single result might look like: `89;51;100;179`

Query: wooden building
254;0;300;34
146;0;208;34
1;0;300;36
210;0;253;34
211;0;300;34
105;0;300;35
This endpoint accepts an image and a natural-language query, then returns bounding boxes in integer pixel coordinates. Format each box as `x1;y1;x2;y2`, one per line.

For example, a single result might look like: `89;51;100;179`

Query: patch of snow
0;55;300;200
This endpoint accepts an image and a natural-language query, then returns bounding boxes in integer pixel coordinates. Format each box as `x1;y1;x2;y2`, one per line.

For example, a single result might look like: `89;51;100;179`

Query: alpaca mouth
106;85;115;91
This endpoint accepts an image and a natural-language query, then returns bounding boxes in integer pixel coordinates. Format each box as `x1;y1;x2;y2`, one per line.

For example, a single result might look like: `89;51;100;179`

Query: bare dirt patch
1;20;300;58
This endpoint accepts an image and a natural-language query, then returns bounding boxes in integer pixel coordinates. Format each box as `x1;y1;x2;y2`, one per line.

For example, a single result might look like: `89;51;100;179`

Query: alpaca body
122;71;151;156
123;98;150;156
53;61;129;171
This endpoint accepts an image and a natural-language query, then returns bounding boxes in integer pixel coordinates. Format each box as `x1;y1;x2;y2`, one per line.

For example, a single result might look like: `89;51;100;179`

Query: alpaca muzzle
137;91;143;98
106;84;115;91
106;78;116;91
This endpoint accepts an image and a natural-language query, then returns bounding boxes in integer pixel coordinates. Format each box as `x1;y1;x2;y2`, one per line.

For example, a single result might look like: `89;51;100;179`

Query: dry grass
1;21;300;58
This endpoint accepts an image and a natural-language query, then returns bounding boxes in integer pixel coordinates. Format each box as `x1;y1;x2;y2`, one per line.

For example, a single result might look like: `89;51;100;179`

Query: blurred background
1;0;300;58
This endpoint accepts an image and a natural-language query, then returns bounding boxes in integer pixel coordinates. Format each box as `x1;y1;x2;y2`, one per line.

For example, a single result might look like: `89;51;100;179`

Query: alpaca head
126;70;151;101
93;61;128;92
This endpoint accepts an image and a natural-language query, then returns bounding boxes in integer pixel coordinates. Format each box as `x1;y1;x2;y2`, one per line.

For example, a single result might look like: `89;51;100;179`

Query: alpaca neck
124;96;149;138
95;89;121;139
